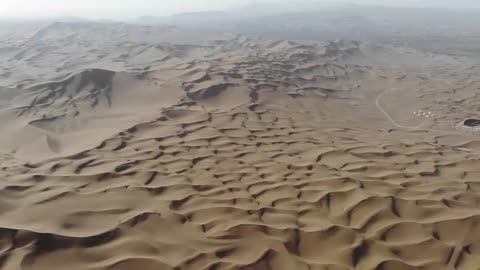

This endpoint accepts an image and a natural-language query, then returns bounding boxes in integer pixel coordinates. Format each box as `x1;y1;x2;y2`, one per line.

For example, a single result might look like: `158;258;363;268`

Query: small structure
413;110;435;119
456;118;480;133
464;119;480;127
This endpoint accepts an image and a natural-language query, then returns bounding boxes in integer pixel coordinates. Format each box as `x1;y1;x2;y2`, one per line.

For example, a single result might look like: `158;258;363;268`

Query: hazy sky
1;0;479;19
0;0;246;19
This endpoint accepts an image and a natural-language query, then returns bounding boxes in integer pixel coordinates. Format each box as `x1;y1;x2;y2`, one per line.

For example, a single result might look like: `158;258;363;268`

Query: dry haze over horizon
1;0;480;19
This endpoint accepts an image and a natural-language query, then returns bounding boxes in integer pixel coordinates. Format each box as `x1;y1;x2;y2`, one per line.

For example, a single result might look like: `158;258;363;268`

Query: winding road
375;88;427;129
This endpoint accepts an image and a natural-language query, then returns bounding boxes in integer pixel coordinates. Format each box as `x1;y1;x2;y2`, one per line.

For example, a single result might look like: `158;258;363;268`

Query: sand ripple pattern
1;23;480;270
1;107;480;270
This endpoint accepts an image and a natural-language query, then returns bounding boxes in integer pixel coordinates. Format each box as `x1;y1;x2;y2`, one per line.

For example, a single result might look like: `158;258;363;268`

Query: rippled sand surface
1;22;480;270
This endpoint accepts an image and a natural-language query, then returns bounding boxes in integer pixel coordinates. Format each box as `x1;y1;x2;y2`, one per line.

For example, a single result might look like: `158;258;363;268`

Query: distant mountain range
134;4;480;58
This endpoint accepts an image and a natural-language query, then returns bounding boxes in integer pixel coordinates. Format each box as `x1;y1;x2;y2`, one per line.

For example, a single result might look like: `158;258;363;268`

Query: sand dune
0;22;480;270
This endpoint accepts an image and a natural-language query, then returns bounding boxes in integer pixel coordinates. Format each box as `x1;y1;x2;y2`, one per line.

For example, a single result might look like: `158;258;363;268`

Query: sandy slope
1;22;480;270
